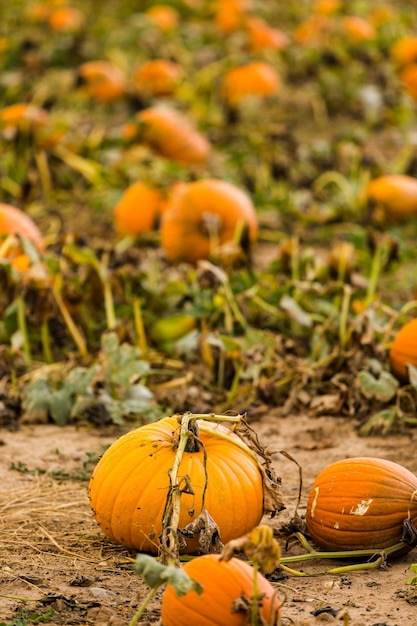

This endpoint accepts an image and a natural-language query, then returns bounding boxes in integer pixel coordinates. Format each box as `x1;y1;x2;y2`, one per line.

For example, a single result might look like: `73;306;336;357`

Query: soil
1;414;417;626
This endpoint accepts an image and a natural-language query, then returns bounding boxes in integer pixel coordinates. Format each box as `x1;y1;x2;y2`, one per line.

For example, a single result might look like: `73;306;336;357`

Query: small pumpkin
133;59;181;98
0;203;45;255
391;36;417;69
340;15;375;43
221;61;280;105
306;457;417;552
89;416;265;553
113;182;163;237
245;17;288;52
146;5;179;32
77;61;126;103
48;5;85;32
214;0;251;34
366;174;417;223
161;553;281;626
132;106;211;165
399;63;417;103
0;103;49;131
389;318;417;383
160;179;258;264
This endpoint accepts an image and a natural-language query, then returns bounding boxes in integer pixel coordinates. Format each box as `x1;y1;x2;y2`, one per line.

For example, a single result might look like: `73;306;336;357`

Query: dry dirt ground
1;413;417;626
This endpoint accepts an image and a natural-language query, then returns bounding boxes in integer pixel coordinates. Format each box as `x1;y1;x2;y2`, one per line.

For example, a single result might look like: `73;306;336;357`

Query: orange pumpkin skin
133;60;181;97
246;17;288;52
389;318;417;383
391;36;417;69
88;417;264;553
366;175;417;222
114;182;163;237
0;103;49;130
78;61;126;103
146;5;179;32
135;106;211;165
306;457;417;552
161;554;281;626
0;204;45;254
160;179;258;264
221;62;280;105
400;63;417;103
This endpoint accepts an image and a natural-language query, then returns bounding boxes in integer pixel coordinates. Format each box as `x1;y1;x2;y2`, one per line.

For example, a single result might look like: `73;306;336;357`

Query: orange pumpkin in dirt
366;174;417;223
306;457;417;551
88;416;265;553
161;554;281;626
221;61;280;105
130;106;211;165
77;61;126;103
133;59;181;98
160;179;258;264
0;203;45;263
113;182;163;237
389;318;417;383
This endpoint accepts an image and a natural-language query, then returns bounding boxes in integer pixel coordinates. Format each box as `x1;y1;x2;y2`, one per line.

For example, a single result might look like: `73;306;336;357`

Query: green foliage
22;332;159;426
406;563;417;585
134;554;203;596
0;607;55;626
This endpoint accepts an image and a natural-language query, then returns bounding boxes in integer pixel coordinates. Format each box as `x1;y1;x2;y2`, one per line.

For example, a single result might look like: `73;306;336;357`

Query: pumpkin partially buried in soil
389;318;417;383
161;554;281;626
88;416;265;553
306;457;417;552
160;179;258;263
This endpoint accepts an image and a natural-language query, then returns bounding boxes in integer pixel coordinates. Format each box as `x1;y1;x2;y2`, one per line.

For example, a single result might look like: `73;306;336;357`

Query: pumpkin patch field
2;0;417;624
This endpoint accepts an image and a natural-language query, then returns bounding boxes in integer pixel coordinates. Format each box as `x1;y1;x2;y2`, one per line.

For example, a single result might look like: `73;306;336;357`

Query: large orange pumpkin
161;554;281;626
160;179;258;263
0;203;45;254
88;416;265;553
130;106;211;165
366;174;417;222
306;457;417;552
389;318;417;383
113;182;163;237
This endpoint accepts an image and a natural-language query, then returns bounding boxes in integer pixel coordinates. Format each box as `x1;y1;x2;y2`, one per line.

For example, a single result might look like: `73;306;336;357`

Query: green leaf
48;388;73;426
22;378;52;421
102;332;150;387
134;554;203;596
406;563;417;585
358;407;397;437
357;369;399;402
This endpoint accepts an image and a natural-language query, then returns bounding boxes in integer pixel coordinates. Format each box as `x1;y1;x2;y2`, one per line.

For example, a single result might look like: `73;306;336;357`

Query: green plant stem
366;243;384;307
128;585;160;626
52;278;88;357
133;296;148;355
339;285;351;351
100;253;117;330
16;295;31;362
41;319;53;363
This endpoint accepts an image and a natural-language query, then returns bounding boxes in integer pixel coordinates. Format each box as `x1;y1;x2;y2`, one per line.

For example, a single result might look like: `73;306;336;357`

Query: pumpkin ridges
89;416;264;553
306;457;417;551
161;554;281;626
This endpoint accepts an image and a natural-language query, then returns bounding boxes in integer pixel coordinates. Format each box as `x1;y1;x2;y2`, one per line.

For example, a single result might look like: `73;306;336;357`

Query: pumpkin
88;416;265;553
133;106;211;165
221;61;280;105
391;36;417;69
214;0;251;34
0;203;45;255
340;15;375;43
133;59;181;98
161;554;281;626
246;17;288;52
399;63;417;103
389;318;417;383
114;182;163;237
294;15;332;45
146;5;179;32
77;61;126;103
160;179;258;263
306;457;417;552
366;174;417;222
0;103;49;130
313;0;341;15
48;5;85;32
